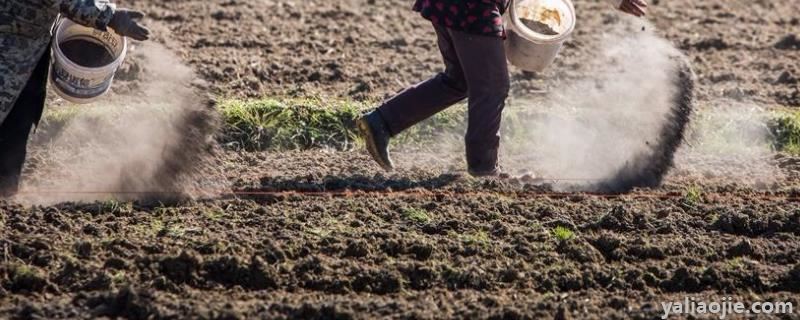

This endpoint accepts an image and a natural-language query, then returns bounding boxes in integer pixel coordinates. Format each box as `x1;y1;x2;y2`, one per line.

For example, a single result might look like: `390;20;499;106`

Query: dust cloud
504;18;694;192
394;17;776;192
671;100;780;185
21;42;226;204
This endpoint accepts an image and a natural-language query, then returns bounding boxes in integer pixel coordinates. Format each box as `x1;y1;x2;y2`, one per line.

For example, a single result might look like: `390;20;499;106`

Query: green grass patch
723;257;745;271
141;218;184;237
111;271;128;286
44;104;83;124
459;230;490;247
10;264;36;279
768;111;800;155
159;222;185;237
687;105;773;155
8;263;44;289
217;97;367;151
402;207;431;223
94;200;133;215
683;185;704;205
551;226;575;242
217;97;468;151
37;97;480;152
306;227;332;238
204;208;225;221
41;95;800;154
149;219;165;234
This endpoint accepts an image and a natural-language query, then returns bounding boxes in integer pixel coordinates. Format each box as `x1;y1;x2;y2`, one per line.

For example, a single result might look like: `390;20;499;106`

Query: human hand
618;0;648;17
109;9;150;41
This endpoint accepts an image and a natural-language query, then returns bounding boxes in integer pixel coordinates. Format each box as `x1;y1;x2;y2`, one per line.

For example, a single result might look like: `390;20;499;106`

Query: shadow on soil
255;173;463;193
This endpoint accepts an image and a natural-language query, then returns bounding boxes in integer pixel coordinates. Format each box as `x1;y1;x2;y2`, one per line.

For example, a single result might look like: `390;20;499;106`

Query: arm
55;0;150;40
55;0;115;30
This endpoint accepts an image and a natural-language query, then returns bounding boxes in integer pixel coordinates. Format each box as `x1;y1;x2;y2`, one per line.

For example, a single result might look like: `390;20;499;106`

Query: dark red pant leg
377;24;468;136
448;28;510;172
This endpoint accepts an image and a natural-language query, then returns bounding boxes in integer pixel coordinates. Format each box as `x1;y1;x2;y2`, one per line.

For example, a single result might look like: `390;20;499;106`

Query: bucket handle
51;14;63;36
508;0;576;42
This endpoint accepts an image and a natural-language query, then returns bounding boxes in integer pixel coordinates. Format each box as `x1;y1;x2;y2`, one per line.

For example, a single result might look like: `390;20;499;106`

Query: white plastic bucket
505;0;576;72
50;18;127;104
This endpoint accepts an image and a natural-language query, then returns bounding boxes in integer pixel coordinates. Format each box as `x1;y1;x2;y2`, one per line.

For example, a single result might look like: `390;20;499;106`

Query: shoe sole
357;118;394;171
468;171;499;178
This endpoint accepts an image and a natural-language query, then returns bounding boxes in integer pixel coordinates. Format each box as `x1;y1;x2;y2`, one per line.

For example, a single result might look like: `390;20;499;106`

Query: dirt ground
121;0;799;106
3;0;800;319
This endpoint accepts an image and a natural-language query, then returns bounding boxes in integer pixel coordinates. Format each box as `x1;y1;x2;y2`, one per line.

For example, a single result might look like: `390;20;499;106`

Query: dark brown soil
5;0;800;319
520;19;560;36
5;149;800;319
110;0;799;106
2;180;800;319
60;39;115;68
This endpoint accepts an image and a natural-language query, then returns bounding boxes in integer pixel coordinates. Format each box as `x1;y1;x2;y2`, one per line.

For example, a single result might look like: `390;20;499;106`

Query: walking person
357;0;648;176
0;0;150;197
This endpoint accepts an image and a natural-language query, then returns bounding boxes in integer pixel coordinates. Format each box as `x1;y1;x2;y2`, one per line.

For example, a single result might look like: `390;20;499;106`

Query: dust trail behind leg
591;55;695;192
21;42;227;205
504;17;694;192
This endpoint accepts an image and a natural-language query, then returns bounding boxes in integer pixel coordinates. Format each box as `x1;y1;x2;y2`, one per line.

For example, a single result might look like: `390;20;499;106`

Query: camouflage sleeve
0;36;50;126
53;0;116;31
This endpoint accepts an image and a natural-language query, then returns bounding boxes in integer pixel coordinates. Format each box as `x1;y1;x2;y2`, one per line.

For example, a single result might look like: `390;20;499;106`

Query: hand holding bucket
50;18;127;104
50;11;149;104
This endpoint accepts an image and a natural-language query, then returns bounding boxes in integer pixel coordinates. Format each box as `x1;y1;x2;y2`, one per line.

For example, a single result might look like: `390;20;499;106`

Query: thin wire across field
14;187;800;203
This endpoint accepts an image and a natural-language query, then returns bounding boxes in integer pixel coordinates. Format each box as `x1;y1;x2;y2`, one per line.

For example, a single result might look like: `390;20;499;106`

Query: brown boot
357;111;394;171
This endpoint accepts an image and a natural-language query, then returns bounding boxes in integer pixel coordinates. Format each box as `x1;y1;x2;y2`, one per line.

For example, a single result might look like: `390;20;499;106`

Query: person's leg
448;29;510;175
376;23;469;136
0;53;49;197
359;23;470;170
